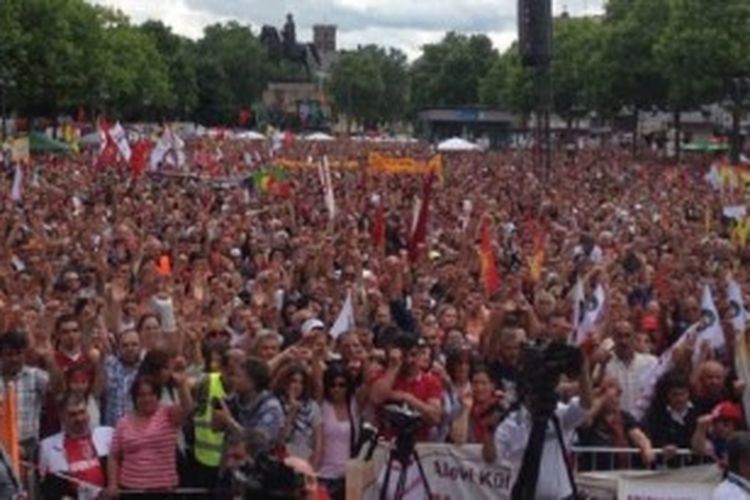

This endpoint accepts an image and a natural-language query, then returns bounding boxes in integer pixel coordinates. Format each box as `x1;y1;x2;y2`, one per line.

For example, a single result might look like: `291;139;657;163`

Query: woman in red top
106;371;193;499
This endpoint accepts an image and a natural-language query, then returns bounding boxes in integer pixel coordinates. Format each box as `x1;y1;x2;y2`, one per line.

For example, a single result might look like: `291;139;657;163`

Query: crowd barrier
571;446;701;472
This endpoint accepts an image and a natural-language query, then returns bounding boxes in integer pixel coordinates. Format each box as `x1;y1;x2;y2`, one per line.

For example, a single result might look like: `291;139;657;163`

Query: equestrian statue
260;14;321;78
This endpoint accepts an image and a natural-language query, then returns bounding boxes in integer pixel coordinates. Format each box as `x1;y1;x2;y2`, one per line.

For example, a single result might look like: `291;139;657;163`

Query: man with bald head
605;320;657;415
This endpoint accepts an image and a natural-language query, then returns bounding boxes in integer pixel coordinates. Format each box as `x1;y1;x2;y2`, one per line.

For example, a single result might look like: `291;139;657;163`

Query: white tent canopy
236;130;266;140
437;137;481;152
304;132;335;141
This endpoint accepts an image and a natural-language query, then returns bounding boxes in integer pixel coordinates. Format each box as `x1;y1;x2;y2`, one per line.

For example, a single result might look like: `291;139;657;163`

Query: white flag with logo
696;284;725;350
728;279;747;333
572;281;605;345
329;291;355;339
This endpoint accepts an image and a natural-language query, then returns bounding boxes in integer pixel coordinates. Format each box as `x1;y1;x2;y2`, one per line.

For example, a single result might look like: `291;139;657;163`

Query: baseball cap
301;318;325;337
712;401;744;423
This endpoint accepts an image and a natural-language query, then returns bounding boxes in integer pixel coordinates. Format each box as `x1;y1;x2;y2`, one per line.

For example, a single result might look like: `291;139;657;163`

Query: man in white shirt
604;320;657;415
713;432;750;499
492;345;592;500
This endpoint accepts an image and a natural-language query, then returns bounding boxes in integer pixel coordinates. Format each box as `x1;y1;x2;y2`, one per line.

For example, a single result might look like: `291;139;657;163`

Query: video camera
519;340;583;417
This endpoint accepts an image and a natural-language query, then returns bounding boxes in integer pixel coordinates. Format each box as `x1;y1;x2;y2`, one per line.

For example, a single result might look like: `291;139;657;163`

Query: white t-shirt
494;398;587;500
605;352;658;416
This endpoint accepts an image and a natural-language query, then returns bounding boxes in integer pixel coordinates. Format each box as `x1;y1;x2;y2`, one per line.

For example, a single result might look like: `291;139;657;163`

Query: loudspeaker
518;0;553;67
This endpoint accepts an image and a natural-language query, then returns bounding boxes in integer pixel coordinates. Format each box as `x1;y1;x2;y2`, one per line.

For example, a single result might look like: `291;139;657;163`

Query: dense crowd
0;135;748;499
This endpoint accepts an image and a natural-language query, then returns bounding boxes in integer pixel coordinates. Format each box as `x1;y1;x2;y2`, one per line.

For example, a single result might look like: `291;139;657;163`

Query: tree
601;0;670;152
139;20;199;119
328;48;385;130
410;32;497;109
194;22;269;125
656;0;750;160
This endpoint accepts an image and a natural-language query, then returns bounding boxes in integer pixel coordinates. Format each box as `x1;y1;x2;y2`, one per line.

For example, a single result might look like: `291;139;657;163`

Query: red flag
77;105;87;124
372;202;386;249
96;119;118;169
130;139;152;177
479;215;500;295
408;175;434;262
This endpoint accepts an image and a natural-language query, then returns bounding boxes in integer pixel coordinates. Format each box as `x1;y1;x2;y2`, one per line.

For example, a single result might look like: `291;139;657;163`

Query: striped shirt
110;406;179;490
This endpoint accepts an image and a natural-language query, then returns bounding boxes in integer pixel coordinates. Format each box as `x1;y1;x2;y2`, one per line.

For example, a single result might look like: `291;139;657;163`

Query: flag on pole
321;156;336;221
329;291;355;339
10;164;23;202
0;383;20;478
632;323;701;421
130;139;152;178
529;224;546;282
408;175;434;262
478;215;500;295
372;201;386;249
696;284;725;351
96;119;118;169
728;278;747;333
110;122;131;162
572;281;606;345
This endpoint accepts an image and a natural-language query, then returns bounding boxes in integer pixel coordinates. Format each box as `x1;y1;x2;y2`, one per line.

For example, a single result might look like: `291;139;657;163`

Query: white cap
301;318;325;337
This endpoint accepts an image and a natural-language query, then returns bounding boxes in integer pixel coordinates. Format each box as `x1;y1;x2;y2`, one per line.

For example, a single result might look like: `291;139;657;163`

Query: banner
618;477;716;500
276;158;359;170
368;152;443;178
347;444;512;500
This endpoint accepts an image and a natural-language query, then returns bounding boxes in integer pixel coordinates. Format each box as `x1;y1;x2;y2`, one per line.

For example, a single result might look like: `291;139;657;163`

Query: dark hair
57;391;88;413
55;313;80;333
201;341;228;370
393;334;418;352
323;362;353;400
137;313;161;331
129;374;162;407
0;330;29;352
272;362;313;401
243;357;271;392
445;348;473;381
138;348;171;378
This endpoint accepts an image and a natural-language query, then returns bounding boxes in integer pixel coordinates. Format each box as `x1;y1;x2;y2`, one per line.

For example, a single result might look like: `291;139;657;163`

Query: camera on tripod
520;340;583;417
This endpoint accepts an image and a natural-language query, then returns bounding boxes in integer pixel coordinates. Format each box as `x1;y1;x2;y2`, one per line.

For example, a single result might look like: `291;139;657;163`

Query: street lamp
0;72;17;141
729;76;750;165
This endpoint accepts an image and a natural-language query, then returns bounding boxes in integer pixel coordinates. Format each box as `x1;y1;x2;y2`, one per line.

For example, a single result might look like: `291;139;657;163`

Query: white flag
728;279;747;333
632;322;700;421
110;122;132;162
329;291;355;339
10;164;23;202
322;156;336;221
572;282;605;345
696;284;725;350
571;279;585;343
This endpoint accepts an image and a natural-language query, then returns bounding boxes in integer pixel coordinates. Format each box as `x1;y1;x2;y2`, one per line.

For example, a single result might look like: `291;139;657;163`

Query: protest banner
347;443;512;500
368;152;443;179
10;137;30;164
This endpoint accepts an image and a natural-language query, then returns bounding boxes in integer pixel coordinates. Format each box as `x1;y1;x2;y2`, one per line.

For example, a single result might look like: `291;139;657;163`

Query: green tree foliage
328;45;409;128
410;32;497;109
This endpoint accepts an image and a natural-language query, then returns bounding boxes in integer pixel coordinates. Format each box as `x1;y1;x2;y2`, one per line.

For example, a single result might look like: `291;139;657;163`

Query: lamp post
0;72;17;141
729;76;750;165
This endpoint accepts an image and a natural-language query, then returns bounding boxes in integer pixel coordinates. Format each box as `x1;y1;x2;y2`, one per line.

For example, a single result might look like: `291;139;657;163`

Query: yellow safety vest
193;373;226;467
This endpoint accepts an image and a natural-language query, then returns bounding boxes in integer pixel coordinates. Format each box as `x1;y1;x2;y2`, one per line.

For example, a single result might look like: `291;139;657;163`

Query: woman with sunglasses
317;363;359;500
273;362;322;464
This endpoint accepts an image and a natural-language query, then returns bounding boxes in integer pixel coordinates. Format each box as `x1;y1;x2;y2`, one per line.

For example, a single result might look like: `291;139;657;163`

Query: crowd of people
0;133;749;499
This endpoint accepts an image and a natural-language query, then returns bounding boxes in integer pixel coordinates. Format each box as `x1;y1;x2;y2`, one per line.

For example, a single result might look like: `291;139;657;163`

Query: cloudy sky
88;0;605;59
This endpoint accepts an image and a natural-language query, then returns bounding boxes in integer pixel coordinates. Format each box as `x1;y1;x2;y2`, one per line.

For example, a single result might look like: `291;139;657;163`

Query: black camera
519;341;583;417
383;403;422;437
232;451;306;499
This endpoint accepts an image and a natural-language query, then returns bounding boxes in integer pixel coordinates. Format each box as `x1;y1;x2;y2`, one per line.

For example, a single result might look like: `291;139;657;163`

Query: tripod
379;434;432;500
511;411;578;500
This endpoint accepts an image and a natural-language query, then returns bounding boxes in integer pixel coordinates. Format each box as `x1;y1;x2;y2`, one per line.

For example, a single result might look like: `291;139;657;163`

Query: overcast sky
87;0;605;60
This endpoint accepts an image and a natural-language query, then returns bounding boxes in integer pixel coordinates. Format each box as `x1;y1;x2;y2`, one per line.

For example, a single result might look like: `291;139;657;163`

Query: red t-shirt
375;371;443;441
64;435;105;488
